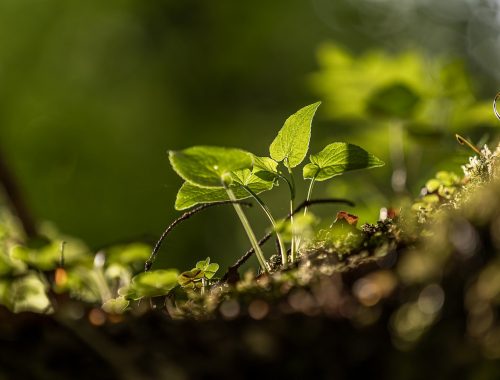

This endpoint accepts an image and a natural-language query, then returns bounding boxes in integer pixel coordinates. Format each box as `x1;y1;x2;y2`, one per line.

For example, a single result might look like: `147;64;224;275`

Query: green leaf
106;243;151;265
10;239;88;271
269;102;321;168
252;156;280;184
253;156;278;174
436;171;460;186
178;268;204;288
102;296;129;314
169;146;253;188
231;169;254;186
195;257;210;271
303;142;384;181
204;263;219;279
10;273;52;314
425;179;441;193
194;257;219;279
175;172;275;210
126;269;179;299
253;156;278;173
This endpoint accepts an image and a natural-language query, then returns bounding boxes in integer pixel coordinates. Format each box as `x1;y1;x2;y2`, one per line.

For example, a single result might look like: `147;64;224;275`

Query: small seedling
178;257;219;292
168;102;384;272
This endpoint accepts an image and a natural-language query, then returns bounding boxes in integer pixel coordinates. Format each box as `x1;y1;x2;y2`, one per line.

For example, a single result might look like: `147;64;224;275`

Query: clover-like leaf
195;257;210;271
195;257;219;279
269;102;321;168
178;268;204;288
204;263;219;279
102;296;129;314
303;142;384;181
175;172;275;210
125;269;179;299
169;146;253;188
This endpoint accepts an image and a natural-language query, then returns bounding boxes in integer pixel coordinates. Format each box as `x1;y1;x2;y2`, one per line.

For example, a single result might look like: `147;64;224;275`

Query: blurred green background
0;0;498;270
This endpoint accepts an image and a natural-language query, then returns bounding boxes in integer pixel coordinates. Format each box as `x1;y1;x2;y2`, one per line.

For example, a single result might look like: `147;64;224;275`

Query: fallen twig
145;200;252;271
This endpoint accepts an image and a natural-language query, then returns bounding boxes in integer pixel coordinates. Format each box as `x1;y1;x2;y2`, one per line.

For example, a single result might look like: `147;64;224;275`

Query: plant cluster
168;102;384;273
0;95;498;323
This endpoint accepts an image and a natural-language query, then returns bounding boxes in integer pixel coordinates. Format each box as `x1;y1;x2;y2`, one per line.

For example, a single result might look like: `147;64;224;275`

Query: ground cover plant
0;86;499;379
0;95;497;316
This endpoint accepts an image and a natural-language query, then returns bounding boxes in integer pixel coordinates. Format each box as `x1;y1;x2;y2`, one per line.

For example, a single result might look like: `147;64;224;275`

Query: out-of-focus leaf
10;273;52;314
102;296;129;314
123;269;179;299
106;243;151;265
366;83;420;119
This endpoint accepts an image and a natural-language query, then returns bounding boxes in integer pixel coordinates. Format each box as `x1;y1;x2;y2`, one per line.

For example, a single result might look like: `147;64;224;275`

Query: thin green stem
243;186;287;267
303;177;316;216
285;162;298;263
296;176;317;251
225;187;269;273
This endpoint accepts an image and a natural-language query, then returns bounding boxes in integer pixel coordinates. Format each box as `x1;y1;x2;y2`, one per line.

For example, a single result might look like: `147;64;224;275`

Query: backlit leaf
269;102;321;168
169;146;253;188
303;142;384;181
175;172;274;210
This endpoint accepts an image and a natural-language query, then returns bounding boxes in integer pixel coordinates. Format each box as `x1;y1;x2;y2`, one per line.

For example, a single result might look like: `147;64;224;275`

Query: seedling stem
225;187;270;273
243;186;287;267
286;161;298;263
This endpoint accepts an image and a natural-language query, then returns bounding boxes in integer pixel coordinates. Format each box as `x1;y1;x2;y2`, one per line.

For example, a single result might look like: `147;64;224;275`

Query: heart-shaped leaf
175;171;275;210
269;102;321;168
303;142;384;181
169;146;253;188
